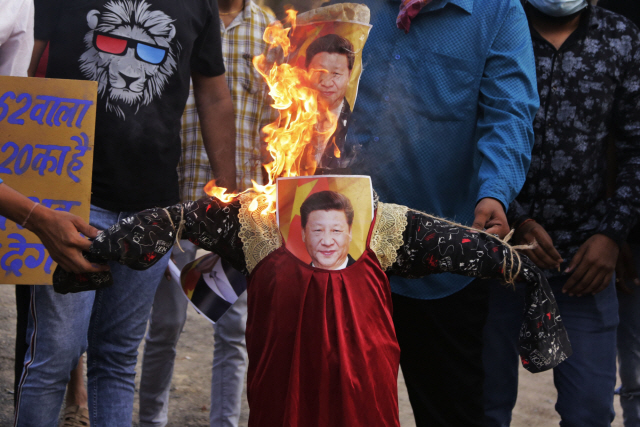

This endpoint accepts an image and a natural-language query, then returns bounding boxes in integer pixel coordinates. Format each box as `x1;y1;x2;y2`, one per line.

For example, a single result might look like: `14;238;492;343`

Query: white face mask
528;0;588;17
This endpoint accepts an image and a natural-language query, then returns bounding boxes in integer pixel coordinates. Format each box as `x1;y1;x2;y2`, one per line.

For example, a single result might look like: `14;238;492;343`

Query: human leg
84;206;172;427
210;291;248;427
482;280;526;427
14;285;30;405
392;279;490;427
552;276;618;427
14;285;94;427
617;244;640;427
61;356;89;427
139;241;195;427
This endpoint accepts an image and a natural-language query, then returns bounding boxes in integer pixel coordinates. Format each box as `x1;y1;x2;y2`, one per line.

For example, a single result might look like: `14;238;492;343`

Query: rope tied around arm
410;208;537;286
162;205;187;252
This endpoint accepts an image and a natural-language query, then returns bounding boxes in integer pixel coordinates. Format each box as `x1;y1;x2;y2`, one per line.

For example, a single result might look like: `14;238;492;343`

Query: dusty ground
0;285;624;426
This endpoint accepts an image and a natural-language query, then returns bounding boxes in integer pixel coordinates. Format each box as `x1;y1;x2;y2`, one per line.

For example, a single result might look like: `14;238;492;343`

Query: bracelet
516;218;535;230
21;202;40;228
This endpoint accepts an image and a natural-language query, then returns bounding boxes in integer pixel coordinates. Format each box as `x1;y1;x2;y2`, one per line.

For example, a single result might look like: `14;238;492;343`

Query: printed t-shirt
34;0;225;211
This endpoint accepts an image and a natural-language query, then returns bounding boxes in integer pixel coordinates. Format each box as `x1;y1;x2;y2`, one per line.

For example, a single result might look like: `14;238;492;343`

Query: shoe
60;405;90;427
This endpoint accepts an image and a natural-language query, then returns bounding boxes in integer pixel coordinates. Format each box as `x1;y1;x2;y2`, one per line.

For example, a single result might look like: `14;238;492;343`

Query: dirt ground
0;284;624;426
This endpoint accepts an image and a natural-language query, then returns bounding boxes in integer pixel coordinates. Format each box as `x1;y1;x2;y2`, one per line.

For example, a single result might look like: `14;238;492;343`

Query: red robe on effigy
246;218;400;427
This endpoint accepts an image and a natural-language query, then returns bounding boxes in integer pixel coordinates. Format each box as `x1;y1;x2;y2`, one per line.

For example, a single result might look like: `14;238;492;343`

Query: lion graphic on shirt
79;0;180;119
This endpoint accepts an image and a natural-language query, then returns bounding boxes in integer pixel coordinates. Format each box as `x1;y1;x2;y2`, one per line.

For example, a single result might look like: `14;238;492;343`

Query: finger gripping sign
0;76;97;284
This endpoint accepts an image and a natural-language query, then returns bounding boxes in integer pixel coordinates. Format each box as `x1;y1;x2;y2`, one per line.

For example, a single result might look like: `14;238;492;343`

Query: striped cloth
178;0;276;202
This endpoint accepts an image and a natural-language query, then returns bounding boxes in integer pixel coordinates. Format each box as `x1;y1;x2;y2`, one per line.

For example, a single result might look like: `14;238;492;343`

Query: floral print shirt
509;5;640;272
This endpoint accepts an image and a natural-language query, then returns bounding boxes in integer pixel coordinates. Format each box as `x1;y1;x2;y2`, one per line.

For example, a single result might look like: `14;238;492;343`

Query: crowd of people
1;0;639;426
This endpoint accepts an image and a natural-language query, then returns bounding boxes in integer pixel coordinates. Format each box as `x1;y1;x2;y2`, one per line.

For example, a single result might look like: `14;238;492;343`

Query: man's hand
513;220;563;270
472;198;509;239
615;242;640;294
563;234;619;296
27;206;109;274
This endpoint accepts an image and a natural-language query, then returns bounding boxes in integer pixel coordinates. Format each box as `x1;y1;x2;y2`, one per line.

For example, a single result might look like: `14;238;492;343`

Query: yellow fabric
237;192;281;274
370;202;408;271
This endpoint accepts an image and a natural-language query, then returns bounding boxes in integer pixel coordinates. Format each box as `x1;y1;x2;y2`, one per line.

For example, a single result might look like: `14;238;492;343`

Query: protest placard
0;76;97;284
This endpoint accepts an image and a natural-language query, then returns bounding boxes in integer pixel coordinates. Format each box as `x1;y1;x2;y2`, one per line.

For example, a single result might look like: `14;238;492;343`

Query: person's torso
44;0;216;210
516;6;639;255
347;0;526;298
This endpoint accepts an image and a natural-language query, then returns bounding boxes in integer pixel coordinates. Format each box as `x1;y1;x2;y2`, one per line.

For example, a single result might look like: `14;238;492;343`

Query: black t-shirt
35;0;225;211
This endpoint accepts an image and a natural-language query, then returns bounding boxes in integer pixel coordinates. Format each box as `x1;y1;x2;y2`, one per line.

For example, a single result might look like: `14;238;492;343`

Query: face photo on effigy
276;175;373;269
283;8;371;171
287;14;370;113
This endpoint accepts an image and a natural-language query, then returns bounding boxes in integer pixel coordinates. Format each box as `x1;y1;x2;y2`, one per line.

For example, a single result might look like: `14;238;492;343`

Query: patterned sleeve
384;208;572;373
387;209;519;281
595;24;640;245
52;196;247;294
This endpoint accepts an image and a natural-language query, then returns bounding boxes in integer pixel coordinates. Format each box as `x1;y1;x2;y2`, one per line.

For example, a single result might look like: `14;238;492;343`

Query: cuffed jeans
618;244;640;427
14;204;170;427
483;276;619;427
139;240;248;427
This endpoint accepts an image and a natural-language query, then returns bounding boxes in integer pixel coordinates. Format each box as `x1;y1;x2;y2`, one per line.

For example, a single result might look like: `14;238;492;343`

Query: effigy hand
52;196;247;294
52;203;185;293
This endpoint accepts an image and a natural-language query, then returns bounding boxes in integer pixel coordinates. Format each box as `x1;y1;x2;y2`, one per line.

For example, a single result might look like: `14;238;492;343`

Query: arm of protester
0;182;106;273
615;241;640;294
474;4;539;238
563;234;619;296
563;30;640;297
472;197;510;238
592;30;640;252
192;72;237;192
27;39;47;77
31;0;62;70
513;219;563;270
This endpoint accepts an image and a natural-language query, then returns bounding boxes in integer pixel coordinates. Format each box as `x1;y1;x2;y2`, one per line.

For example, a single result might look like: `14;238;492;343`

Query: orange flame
203;180;237;203
205;8;339;214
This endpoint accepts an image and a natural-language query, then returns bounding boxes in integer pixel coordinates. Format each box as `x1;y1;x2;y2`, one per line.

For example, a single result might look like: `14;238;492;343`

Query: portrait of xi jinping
300;191;356;270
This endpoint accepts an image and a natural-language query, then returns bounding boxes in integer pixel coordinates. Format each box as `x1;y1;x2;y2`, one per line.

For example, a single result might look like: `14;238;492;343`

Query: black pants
392;279;490;427
15;285;31;406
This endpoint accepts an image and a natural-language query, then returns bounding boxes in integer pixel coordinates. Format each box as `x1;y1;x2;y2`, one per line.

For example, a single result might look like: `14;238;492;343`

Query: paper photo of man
304;34;353;170
276;175;373;267
285;5;371;173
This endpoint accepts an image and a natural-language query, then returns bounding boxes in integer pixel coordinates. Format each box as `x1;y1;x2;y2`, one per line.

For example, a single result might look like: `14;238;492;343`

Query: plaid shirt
178;0;275;202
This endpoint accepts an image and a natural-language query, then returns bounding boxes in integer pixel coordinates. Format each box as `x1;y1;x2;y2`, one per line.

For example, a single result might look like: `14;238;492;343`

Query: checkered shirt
178;0;276;202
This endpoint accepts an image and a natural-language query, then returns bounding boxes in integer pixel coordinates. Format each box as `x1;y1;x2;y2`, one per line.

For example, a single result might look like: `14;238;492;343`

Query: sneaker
60;405;90;427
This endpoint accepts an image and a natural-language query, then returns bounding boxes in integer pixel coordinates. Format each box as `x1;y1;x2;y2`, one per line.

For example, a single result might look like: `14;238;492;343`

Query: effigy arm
52;196;248;294
371;203;572;373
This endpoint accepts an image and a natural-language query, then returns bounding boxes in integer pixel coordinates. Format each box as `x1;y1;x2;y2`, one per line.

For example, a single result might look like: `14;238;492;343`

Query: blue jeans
618;244;640;427
14;205;171;427
483;275;619;427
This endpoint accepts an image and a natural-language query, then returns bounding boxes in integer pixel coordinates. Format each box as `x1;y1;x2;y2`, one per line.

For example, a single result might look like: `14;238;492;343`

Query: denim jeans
483;275;619;427
139;240;248;427
618;244;640;427
14;204;170;427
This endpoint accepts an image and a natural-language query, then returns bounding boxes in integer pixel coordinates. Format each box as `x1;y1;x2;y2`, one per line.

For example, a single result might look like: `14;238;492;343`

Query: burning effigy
53;4;571;426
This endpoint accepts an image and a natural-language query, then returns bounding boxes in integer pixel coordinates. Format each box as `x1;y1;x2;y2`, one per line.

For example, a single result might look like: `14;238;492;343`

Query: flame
203;180;237;203
204;8;339;214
